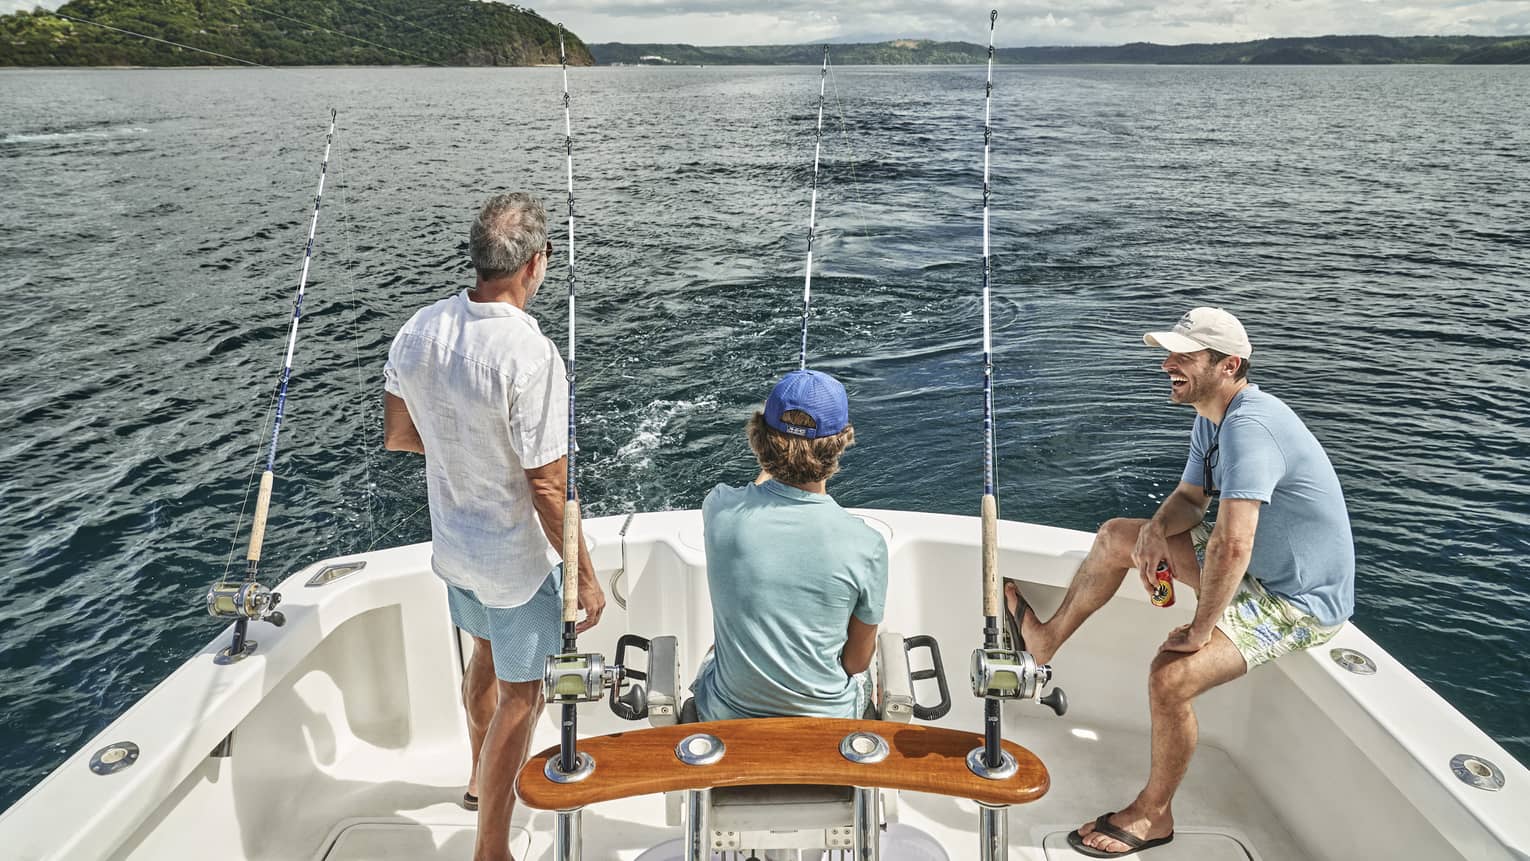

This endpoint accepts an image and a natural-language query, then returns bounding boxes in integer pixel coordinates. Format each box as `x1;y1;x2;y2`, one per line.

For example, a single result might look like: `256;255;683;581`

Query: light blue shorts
446;566;564;683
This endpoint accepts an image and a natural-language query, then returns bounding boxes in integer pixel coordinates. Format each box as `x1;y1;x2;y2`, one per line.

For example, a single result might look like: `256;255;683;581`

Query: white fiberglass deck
2;509;1525;861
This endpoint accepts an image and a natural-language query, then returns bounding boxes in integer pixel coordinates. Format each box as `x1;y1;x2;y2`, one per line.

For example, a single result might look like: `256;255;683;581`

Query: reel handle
1039;687;1068;717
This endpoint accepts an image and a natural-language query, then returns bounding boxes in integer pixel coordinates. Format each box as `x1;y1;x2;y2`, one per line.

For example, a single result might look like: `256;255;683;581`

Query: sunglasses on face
542;240;555;259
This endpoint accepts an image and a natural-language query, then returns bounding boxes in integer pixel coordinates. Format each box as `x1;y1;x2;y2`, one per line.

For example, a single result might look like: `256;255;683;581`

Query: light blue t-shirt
1183;385;1355;626
693;480;889;721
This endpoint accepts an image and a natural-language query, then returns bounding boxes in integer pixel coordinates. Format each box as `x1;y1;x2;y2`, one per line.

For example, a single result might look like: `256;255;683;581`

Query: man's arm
1162;497;1260;653
1150;481;1213;537
383;393;425;454
841;615;878;676
525;457;605;633
1131;480;1212;577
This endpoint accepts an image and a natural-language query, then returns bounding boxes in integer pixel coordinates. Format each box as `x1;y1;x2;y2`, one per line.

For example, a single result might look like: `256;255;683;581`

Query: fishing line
327;141;380;545
825;61;889;269
54;5;445;71
50;12;269;67
235;1;449;67
798;46;828;370
220;391;279;581
366;500;430;552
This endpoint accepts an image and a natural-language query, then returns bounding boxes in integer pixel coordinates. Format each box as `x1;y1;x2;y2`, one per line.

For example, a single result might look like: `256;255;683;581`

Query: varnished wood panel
516;717;1049;811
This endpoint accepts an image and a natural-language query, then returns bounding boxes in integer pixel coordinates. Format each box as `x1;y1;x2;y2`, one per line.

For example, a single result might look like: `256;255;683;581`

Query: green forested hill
592;34;1530;66
0;0;594;66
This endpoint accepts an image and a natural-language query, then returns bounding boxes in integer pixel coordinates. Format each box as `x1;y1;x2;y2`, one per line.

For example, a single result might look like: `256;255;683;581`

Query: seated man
692;369;889;721
1011;307;1354;857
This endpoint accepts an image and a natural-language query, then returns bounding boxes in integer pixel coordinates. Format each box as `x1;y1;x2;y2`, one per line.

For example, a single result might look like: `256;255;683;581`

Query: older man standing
1011;307;1354;858
383;192;604;861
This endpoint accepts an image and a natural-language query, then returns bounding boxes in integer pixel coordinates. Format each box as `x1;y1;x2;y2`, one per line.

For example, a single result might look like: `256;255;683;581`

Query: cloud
543;0;1530;45
5;0;1527;45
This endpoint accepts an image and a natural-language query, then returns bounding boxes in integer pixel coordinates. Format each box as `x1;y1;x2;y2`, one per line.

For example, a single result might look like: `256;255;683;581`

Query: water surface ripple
1;65;1527;808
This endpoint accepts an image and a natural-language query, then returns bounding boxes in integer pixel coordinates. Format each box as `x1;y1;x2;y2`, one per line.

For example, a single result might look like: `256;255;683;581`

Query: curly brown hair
747;410;856;486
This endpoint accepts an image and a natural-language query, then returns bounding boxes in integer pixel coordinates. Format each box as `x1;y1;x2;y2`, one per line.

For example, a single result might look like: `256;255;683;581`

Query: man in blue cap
691;369;889;721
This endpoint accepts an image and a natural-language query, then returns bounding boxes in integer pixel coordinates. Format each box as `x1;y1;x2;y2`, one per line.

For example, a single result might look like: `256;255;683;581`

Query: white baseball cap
1143;307;1252;359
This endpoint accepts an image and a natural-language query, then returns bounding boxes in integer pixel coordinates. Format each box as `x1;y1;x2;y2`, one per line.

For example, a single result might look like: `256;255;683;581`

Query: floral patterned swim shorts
1191;523;1344;669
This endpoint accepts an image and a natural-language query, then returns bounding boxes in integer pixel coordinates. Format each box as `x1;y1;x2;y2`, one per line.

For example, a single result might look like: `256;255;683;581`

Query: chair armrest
876;631;914;723
645;635;681;727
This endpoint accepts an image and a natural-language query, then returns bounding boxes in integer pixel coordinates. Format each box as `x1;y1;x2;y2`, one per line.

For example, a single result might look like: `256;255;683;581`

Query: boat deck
10;517;1521;861
302;712;1305;861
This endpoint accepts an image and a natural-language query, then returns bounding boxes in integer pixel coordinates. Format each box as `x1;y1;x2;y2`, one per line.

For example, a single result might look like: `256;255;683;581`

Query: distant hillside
593;34;1530;66
0;0;594;67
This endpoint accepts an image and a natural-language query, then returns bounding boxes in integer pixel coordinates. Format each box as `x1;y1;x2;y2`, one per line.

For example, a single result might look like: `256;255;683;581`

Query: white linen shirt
384;290;568;608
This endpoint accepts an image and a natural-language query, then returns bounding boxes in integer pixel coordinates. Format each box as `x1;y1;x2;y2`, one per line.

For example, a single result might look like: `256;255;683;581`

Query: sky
6;0;1530;47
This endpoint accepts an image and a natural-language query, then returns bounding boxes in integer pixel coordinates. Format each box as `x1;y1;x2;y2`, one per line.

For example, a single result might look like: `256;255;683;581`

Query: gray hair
469;193;548;279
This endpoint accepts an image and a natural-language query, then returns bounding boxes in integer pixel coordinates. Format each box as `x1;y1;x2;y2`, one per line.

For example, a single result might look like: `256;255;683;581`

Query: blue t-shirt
1183;385;1355;626
693;480;889;721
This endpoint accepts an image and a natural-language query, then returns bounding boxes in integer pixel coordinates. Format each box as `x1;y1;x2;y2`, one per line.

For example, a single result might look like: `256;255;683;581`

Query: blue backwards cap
763;369;849;439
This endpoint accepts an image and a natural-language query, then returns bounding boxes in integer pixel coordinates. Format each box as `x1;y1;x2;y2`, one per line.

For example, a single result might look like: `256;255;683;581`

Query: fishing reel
970;647;1067;716
206;579;286;665
543;634;651;720
206;579;286;627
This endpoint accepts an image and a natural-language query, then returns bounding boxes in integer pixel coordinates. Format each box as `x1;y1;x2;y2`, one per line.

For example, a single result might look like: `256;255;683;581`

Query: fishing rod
556;23;586;777
964;12;1066;813
206;109;337;664
534;33;659;861
799;46;829;370
977;7;1006;770
532;30;664;848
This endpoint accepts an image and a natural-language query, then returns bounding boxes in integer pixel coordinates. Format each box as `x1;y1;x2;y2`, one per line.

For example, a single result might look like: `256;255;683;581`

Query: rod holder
555;808;582;861
684;788;711;861
853;786;881;860
979;803;1009;861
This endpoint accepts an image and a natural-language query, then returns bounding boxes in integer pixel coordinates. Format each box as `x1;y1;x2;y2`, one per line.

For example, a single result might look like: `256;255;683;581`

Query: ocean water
0;64;1526;810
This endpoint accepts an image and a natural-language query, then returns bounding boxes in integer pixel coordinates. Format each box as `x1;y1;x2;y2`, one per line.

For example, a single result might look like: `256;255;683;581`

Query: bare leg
474;680;545;861
463;637;497;797
1016;517;1201;665
1076;630;1248;854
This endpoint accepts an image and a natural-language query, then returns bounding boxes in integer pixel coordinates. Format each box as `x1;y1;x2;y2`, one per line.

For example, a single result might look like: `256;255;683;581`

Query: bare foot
1006;581;1055;665
1076;804;1173;855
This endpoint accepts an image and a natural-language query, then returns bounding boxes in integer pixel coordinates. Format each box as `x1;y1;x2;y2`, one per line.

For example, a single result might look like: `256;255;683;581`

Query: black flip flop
1002;578;1028;652
1066;812;1174;857
461;791;479;812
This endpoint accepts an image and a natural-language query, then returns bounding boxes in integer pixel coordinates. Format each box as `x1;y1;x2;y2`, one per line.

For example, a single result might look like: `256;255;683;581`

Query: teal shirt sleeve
852;532;888;625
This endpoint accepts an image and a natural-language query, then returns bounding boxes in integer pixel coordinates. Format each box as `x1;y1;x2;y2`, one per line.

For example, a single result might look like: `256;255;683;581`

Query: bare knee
496;679;544;714
1148;654;1197;707
1094;518;1141;562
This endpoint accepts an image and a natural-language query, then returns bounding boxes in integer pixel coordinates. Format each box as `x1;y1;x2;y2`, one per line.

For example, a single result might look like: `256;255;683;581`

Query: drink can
1151;561;1176;608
